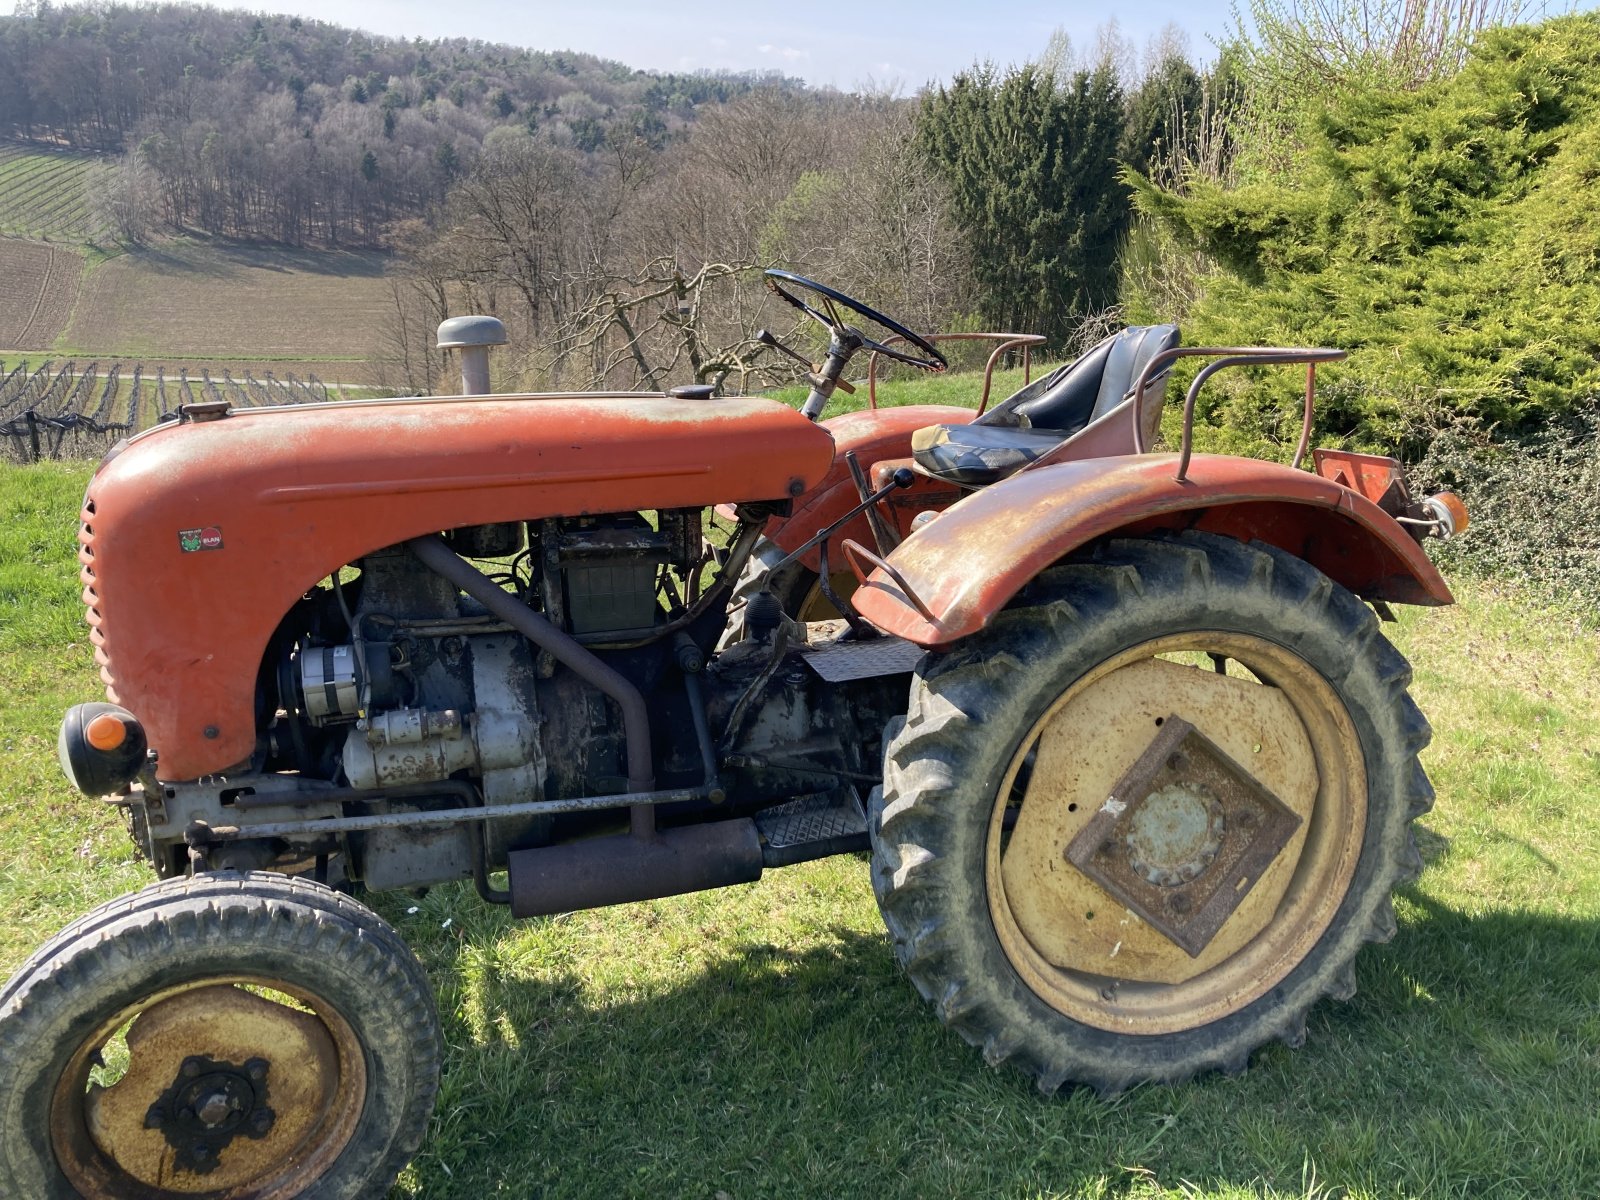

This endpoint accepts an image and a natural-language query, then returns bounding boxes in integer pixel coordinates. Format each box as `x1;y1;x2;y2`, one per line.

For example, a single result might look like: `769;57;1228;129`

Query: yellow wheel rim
985;632;1368;1035
51;977;366;1198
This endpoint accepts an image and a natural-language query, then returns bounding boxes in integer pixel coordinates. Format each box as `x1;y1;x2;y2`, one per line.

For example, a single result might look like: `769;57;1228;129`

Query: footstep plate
802;635;924;682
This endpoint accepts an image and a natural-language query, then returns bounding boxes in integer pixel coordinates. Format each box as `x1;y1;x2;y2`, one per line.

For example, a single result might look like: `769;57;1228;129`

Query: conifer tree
916;62;1127;348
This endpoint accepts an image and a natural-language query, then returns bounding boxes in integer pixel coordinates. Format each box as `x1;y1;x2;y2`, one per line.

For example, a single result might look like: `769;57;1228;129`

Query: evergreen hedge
1127;15;1600;454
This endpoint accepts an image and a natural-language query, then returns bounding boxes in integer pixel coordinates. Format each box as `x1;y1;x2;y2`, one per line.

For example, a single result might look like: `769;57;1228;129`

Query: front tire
870;532;1433;1095
0;871;440;1198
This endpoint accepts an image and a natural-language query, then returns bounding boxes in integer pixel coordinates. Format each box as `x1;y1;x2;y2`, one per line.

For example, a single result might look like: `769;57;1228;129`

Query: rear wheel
870;532;1433;1094
0;871;440;1198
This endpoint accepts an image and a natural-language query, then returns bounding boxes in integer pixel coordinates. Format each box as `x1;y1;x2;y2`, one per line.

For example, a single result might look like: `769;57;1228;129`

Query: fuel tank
79;392;835;779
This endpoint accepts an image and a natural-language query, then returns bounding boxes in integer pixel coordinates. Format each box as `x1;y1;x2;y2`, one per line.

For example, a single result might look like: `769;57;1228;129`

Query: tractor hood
80;392;834;779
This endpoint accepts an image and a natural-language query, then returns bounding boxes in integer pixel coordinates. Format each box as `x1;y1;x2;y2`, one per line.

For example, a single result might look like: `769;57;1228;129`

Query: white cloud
757;42;809;61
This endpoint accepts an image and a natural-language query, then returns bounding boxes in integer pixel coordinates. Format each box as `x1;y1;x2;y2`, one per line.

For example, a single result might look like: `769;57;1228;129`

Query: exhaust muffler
507;819;763;917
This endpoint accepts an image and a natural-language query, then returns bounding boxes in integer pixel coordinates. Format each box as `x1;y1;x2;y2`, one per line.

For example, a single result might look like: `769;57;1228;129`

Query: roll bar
1126;346;1348;483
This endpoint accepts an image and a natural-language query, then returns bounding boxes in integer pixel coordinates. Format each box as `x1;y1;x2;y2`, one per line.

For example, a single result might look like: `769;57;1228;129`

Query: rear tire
0;871;440;1198
870;532;1433;1094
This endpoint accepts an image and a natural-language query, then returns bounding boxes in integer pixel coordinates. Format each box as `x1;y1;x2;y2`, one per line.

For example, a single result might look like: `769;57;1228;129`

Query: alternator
299;643;360;721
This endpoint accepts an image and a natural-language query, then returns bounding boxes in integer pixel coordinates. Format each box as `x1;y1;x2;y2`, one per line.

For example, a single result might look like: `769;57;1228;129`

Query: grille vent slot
78;495;112;686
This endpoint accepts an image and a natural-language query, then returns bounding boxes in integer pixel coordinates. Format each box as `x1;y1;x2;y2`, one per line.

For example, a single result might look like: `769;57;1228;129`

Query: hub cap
51;979;366;1197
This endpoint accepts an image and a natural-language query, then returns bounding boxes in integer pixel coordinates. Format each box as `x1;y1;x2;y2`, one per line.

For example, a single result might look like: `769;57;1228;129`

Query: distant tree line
0;4;1242;390
383;29;1232;391
0;2;800;245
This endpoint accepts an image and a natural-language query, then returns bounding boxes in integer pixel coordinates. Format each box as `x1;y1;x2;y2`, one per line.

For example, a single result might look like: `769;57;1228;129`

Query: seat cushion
982;338;1113;432
915;323;1183;488
979;324;1179;434
910;422;1068;487
1090;324;1181;422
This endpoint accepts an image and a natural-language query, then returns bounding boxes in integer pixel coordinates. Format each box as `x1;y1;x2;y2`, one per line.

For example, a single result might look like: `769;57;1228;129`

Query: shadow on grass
383;883;1600;1199
115;238;388;278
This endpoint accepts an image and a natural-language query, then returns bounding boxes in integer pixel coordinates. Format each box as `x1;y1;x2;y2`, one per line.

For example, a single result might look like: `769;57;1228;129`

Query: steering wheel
764;270;948;372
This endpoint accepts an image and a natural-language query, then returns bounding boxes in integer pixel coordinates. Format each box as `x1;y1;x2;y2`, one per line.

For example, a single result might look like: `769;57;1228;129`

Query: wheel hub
1125;783;1225;886
1065;715;1303;957
994;649;1338;1002
143;1054;276;1175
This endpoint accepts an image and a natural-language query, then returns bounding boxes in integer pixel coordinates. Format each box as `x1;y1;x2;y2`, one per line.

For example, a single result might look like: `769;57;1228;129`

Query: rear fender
849;453;1453;647
765;405;974;570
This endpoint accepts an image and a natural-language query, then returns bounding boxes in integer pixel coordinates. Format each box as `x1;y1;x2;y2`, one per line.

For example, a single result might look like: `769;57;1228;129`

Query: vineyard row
1;358;334;461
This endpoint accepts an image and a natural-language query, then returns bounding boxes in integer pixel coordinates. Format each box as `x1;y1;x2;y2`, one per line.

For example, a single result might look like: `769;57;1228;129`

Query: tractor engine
268;509;713;890
253;506;898;894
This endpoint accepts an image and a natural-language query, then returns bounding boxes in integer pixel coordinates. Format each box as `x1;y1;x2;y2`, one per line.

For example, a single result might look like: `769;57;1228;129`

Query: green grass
1;456;1596;1199
768;357;1065;419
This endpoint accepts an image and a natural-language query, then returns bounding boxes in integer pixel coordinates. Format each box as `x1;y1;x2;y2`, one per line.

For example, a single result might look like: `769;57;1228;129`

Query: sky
4;0;1237;89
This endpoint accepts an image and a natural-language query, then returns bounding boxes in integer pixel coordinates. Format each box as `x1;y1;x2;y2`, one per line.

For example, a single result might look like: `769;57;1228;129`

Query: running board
754;788;869;868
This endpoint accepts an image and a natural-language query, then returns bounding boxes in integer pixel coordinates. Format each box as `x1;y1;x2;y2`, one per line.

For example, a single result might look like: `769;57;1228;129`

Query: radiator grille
78;495;114;690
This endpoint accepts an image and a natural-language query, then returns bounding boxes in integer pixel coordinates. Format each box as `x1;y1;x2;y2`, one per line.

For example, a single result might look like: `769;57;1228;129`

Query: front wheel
870;531;1433;1095
0;871;440;1198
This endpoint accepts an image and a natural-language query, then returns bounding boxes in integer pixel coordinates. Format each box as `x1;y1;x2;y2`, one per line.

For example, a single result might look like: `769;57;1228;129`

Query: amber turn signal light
1422;491;1470;538
58;703;148;796
84;711;128;751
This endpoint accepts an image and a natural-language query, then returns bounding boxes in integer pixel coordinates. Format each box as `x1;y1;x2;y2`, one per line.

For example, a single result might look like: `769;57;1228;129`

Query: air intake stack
436;315;507;396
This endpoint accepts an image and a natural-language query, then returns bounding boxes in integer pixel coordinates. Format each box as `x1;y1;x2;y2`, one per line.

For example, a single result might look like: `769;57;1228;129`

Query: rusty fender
850;453;1454;647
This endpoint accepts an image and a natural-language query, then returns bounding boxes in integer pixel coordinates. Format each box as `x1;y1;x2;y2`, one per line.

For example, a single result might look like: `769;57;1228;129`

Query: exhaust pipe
507;820;763;917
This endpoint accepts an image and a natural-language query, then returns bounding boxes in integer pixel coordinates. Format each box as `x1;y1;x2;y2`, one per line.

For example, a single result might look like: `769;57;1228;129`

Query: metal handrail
867;332;1045;413
840;538;938;624
1123;346;1348;483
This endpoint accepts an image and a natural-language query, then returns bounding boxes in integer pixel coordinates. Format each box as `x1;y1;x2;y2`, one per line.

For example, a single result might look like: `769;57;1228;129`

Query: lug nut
180;1056;204;1078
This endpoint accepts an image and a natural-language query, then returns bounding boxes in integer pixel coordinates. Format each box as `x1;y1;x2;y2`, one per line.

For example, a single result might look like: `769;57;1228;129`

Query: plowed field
60;240;390;366
0;239;83;349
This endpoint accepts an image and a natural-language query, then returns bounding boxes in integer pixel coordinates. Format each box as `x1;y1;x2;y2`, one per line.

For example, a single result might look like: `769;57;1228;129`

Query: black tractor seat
911;324;1180;487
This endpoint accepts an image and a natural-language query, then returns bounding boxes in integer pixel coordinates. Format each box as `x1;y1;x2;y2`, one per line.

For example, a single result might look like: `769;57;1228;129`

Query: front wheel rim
985;631;1368;1036
50;976;367;1198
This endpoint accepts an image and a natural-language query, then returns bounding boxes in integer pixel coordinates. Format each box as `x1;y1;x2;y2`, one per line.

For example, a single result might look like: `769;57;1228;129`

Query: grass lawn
1;459;1596;1200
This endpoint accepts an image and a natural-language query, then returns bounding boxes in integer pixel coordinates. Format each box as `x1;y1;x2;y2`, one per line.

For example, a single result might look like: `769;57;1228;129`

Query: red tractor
1;273;1466;1198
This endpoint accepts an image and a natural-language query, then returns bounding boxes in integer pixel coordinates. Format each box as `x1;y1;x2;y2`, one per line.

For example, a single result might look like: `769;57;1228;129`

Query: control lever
764;467;916;580
755;329;856;397
755;328;810;369
845;450;901;555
